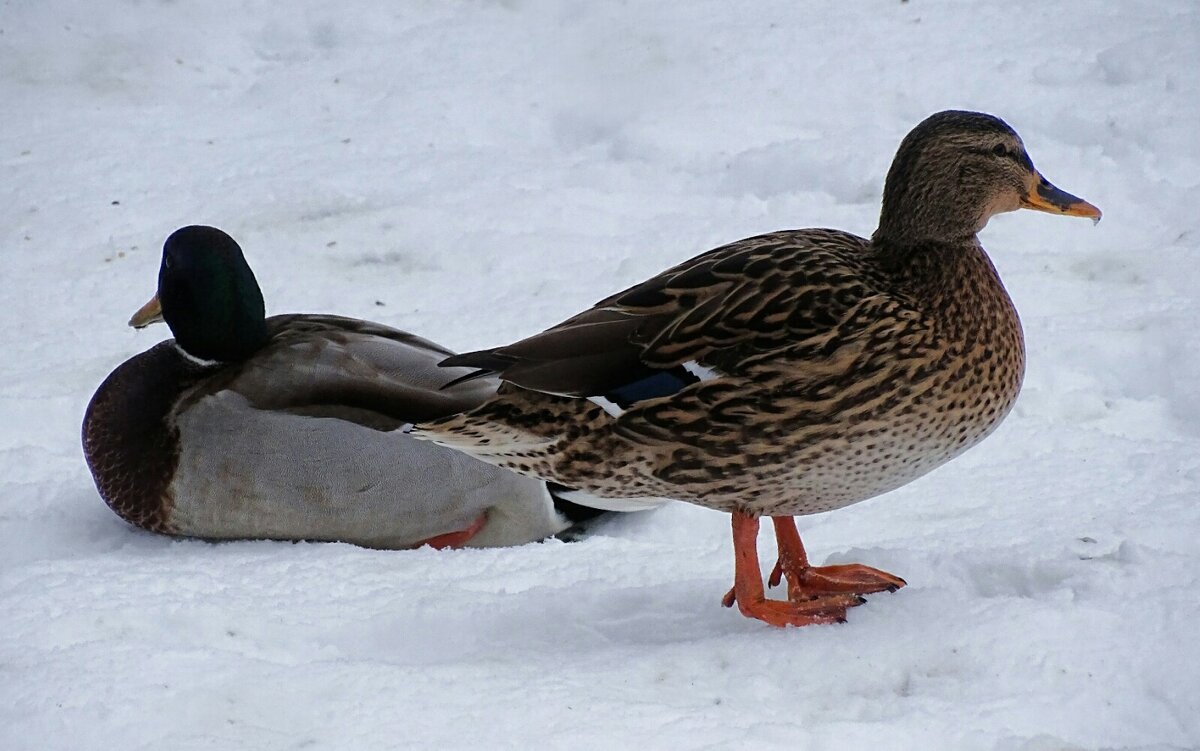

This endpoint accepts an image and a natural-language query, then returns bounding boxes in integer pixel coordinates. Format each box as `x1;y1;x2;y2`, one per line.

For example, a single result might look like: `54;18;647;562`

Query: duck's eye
991;143;1009;158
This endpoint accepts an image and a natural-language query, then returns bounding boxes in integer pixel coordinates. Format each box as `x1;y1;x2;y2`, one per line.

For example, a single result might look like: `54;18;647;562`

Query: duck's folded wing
209;314;500;428
443;229;880;405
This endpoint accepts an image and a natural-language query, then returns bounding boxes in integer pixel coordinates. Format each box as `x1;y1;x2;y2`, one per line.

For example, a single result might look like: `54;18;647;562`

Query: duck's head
129;225;269;363
873;110;1101;244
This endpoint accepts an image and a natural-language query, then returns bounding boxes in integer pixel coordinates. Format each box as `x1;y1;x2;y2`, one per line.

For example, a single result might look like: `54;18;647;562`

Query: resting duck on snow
415;110;1101;625
82;225;610;549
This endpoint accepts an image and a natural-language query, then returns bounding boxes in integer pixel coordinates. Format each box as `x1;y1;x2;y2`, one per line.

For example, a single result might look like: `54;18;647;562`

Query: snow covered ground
3;1;1199;748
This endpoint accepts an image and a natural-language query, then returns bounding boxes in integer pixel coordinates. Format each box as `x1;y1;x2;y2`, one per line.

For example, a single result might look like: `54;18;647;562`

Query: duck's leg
411;512;488;550
720;510;864;627
767;516;906;598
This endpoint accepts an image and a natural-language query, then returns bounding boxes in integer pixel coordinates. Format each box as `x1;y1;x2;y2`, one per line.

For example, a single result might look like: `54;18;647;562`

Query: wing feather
444;229;884;403
196;314;501;427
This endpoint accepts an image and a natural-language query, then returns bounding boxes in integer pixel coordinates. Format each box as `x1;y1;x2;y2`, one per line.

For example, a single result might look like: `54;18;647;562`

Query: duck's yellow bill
1021;175;1102;221
129;294;164;329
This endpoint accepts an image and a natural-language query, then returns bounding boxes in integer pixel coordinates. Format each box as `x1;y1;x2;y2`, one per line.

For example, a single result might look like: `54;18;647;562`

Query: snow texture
3;2;1199;749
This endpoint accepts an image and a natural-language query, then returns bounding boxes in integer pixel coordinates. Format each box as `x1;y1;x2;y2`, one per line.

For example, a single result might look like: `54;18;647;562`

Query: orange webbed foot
725;511;903;628
770;562;907;597
767;516;905;600
730;593;864;628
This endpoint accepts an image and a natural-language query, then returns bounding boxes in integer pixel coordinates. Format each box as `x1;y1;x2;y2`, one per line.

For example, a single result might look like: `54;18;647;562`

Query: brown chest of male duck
417;110;1098;627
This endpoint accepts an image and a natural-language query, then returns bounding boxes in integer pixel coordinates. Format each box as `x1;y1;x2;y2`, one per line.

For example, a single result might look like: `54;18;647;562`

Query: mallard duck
82;225;611;549
415;110;1101;626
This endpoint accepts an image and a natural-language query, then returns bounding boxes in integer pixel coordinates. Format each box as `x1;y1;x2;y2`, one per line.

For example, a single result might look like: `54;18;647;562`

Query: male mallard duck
82;225;610;549
415;111;1101;625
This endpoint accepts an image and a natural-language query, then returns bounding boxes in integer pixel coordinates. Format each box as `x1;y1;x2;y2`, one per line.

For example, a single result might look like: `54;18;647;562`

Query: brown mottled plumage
415;111;1101;627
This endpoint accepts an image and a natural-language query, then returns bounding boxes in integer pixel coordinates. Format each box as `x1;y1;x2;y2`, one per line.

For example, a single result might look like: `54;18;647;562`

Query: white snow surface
3;2;1199;749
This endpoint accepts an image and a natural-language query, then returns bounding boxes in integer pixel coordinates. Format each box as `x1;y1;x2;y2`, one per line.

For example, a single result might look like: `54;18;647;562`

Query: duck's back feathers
215;314;500;427
443;229;888;408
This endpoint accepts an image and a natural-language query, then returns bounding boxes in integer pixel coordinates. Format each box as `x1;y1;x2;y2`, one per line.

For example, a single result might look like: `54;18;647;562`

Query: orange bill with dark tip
129;294;164;329
1021;175;1102;220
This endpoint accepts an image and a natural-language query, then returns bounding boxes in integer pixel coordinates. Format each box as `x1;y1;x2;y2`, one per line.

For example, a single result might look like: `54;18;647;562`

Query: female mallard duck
82;225;610;549
416;110;1101;626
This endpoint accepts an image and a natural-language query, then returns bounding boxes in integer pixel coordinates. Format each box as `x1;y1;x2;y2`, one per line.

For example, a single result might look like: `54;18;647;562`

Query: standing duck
415;111;1101;625
82;226;610;549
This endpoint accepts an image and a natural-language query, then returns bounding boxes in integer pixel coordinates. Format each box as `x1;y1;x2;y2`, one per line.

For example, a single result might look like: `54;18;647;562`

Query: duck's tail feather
547;483;674;513
410;417;556;458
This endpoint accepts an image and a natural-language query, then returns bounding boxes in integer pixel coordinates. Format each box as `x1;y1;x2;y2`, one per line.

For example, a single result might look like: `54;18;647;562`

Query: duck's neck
872;143;991;245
